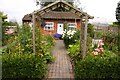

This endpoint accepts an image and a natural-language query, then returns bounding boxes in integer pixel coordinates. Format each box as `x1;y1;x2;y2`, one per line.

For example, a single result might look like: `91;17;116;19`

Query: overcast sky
0;0;119;25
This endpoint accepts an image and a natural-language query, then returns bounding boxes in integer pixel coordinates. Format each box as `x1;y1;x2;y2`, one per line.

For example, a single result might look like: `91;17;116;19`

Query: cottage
22;0;93;35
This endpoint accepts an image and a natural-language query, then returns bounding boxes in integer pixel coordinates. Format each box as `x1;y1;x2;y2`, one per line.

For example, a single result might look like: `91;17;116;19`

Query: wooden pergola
32;0;93;58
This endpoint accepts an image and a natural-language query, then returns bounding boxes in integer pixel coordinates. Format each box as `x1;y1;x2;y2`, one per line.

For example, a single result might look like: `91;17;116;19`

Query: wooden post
80;17;85;58
0;17;2;47
0;17;2;80
83;15;88;59
32;12;36;55
80;18;83;56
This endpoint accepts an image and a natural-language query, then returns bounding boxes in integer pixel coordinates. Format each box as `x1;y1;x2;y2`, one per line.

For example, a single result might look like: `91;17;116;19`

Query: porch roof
22;0;93;21
41;11;81;19
33;0;93;19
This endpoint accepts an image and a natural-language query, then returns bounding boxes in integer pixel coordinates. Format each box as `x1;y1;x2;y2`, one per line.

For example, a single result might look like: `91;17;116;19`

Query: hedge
75;53;120;78
2;53;47;79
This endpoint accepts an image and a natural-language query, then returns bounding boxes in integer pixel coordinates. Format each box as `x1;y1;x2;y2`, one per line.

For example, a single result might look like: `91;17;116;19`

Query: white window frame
68;23;77;31
44;22;54;30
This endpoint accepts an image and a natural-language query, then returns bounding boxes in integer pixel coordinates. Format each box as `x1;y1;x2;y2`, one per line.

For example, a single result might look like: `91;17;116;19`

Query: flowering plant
92;39;104;56
62;29;79;48
62;29;76;39
102;32;118;53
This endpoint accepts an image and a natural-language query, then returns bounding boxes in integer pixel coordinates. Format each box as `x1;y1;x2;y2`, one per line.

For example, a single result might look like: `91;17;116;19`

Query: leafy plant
75;51;120;78
102;32;118;53
62;30;80;48
68;41;80;60
2;24;55;78
2;52;47;79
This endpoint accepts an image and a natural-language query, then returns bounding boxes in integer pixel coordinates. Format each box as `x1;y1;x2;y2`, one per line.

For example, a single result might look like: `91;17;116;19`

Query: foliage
102;32;118;53
2;25;55;78
68;41;81;61
63;23;93;59
0;12;7;22
62;30;80;48
116;1;120;22
109;22;120;27
38;35;55;63
2;53;47;79
94;32;103;39
1;12;19;46
87;23;95;38
8;21;19;26
75;51;120;78
63;22;120;78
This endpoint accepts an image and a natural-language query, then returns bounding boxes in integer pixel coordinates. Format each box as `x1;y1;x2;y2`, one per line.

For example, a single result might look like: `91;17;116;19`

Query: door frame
57;23;64;34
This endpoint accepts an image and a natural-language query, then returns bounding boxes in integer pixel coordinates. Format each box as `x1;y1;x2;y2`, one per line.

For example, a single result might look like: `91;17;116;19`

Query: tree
0;12;9;46
0;12;9;26
116;2;120;54
116;1;120;22
36;0;74;8
109;22;120;27
1;12;18;46
87;23;94;38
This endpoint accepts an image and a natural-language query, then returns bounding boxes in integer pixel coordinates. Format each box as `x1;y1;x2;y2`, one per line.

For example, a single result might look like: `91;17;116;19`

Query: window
68;23;77;31
44;22;54;30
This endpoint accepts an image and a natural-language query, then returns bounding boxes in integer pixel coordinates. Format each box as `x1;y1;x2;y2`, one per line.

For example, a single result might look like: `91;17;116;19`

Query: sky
0;0;119;25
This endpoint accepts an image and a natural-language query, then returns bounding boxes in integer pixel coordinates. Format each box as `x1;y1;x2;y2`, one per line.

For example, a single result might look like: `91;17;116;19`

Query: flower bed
102;32;118;53
2;26;55;78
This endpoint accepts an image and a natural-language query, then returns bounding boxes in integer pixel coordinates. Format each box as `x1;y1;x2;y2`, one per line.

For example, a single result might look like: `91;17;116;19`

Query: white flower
93;51;99;55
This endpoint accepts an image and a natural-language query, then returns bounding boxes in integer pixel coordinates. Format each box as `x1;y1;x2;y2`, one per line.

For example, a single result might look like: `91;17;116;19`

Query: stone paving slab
46;40;74;79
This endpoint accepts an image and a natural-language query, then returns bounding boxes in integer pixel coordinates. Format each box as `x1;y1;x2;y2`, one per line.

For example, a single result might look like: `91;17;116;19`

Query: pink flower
95;48;100;52
100;48;104;52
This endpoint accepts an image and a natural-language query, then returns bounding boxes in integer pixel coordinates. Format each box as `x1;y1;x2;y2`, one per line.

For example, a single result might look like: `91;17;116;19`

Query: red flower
104;38;106;41
112;40;115;43
16;44;18;46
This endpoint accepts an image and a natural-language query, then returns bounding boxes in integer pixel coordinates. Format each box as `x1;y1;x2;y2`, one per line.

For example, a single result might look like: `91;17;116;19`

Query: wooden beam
76;12;82;17
70;9;76;13
39;10;45;15
57;3;61;7
45;8;51;12
64;5;70;10
52;5;57;10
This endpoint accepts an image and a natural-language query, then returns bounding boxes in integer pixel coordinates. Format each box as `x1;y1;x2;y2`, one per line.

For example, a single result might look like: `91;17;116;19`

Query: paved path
46;40;74;79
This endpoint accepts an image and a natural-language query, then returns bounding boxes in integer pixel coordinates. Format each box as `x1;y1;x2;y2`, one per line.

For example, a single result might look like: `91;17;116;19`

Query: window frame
67;23;77;31
44;22;54;30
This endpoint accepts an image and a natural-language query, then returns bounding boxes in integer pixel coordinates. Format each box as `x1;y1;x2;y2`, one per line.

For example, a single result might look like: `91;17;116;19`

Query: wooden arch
32;0;93;58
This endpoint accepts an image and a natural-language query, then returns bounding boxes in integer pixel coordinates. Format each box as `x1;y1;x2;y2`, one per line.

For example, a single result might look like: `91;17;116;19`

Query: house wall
40;19;81;35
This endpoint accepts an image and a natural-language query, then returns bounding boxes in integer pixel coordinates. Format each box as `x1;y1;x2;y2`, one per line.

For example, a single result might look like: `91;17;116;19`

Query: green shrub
68;41;81;60
102;32;118;53
2;25;55;79
75;52;120;78
2;53;47;79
